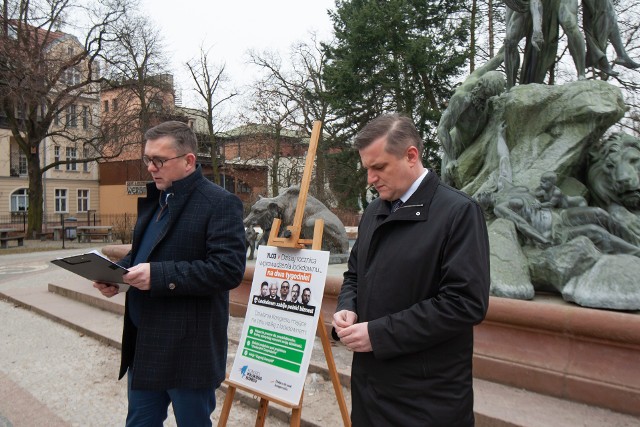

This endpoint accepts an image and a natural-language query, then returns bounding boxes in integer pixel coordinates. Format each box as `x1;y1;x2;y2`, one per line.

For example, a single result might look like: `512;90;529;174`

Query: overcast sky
139;0;337;110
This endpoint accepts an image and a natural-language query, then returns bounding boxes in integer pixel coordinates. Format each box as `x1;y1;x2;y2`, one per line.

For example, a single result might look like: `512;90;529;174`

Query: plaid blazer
118;167;246;390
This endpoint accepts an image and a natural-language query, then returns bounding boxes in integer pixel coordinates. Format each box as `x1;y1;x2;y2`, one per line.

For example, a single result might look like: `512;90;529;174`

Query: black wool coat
118;167;246;390
336;171;490;426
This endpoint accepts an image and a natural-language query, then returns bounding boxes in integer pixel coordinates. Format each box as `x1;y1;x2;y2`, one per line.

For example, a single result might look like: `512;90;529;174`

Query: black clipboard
51;250;129;289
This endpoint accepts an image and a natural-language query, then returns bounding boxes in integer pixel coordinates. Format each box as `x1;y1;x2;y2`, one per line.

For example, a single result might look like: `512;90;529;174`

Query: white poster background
229;245;330;405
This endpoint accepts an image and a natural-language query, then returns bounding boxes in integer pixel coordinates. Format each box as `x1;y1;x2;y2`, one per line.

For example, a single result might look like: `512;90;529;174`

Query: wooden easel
217;121;351;427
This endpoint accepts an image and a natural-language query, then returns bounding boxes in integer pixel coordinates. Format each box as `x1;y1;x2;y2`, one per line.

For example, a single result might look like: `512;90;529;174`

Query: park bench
0;233;25;249
77;226;113;243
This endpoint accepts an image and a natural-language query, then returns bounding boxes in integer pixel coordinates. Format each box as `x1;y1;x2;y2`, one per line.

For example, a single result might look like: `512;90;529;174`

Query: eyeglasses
142;154;187;169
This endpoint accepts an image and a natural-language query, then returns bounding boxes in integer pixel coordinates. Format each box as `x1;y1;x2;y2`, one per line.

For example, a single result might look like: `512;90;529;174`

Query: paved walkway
1;241;640;426
0;242;337;426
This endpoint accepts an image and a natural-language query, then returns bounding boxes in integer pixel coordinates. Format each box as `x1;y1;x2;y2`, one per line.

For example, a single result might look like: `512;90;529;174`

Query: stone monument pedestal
103;245;639;417
474;295;639;417
230;271;640;417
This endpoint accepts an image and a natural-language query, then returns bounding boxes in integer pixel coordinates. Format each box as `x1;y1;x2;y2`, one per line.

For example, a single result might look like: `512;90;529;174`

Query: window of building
54;111;60;126
149;98;162;111
63;67;81;86
238;180;251;193
103;100;109;112
54;145;60;170
10;188;28;212
66;147;77;171
82;106;88;129
18;152;27;175
112;99;118;111
220;174;235;194
55;189;67;213
83;147;90;172
7;24;17;40
77;189;89;212
66;104;77;127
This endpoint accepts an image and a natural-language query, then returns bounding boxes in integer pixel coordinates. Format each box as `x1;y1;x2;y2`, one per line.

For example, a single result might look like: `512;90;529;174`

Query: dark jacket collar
145;165;204;201
372;169;440;221
133;166;206;256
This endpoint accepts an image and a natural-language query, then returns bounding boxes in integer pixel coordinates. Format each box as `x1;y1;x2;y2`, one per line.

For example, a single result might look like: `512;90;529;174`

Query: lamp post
60;213;66;249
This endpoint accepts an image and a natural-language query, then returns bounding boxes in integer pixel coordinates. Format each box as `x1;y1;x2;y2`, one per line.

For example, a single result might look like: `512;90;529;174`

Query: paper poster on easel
229;245;330;405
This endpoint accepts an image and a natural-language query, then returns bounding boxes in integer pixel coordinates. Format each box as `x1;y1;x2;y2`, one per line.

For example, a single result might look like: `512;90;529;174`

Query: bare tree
0;0;130;235
186;45;238;184
242;75;299;197
247;34;340;205
470;0;478;72
99;11;172;151
466;0;506;72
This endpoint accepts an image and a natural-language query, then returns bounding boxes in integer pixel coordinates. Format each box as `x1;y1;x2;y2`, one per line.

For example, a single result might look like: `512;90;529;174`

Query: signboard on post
126;181;148;195
229;245;330;405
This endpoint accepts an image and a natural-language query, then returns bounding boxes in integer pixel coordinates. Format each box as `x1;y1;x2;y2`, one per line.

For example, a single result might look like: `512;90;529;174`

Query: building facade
0;26;101;229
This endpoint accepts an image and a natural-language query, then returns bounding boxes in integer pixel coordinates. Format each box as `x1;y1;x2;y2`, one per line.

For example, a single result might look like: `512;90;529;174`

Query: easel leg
290;393;303;427
217;384;236;427
255;398;269;427
318;318;352;426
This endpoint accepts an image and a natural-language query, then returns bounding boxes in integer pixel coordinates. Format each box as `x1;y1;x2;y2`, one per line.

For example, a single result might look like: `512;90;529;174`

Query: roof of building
3;19;78;50
221;123;308;140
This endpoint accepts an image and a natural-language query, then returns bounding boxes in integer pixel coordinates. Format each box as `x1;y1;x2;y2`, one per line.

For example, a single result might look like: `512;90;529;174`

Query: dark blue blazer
118;167;246;390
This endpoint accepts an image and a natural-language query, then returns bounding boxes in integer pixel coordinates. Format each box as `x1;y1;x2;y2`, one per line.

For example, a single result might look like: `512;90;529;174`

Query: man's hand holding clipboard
94;263;152;298
50;250;130;294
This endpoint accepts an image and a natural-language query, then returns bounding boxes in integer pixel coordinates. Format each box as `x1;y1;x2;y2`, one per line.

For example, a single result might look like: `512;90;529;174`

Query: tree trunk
27;146;43;237
209;133;220;185
488;0;495;58
270;130;281;197
470;0;477;72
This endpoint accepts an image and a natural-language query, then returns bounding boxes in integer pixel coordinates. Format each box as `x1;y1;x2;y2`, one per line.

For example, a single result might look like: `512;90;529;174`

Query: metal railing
0;207;361;242
0;212;138;243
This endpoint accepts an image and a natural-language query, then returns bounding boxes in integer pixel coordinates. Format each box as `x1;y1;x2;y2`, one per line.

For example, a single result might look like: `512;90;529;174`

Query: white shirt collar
398;169;428;203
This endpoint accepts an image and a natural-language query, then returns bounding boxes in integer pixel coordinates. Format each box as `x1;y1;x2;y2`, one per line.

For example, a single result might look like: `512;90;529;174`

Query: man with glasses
290;283;301;304
279;280;290;301
94;121;246;426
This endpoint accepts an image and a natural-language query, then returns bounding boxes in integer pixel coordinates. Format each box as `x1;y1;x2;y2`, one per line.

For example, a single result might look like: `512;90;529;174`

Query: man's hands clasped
332;309;372;352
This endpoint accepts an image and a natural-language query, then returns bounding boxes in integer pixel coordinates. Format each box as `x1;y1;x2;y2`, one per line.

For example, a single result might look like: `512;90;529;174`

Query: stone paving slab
1;281;350;427
4;283;123;348
0;372;69;427
0;298;294;427
1;248;639;426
